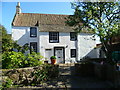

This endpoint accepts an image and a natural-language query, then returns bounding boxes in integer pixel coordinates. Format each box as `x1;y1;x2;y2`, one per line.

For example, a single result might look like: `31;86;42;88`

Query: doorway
54;47;65;63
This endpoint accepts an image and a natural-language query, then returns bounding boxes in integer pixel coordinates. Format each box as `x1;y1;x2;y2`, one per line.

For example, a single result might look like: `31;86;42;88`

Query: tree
1;25;16;52
66;1;120;64
1;25;29;53
1;25;44;69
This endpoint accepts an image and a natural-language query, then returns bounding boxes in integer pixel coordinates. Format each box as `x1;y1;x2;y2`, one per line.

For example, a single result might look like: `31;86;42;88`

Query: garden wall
74;61;120;88
2;64;59;86
94;62;120;88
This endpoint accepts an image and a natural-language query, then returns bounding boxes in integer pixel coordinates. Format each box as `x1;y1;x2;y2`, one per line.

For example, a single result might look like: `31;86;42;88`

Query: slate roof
12;13;92;33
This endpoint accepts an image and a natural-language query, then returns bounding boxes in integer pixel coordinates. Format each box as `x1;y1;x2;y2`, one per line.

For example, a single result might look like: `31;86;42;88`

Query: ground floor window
45;49;52;60
30;42;37;53
71;49;76;58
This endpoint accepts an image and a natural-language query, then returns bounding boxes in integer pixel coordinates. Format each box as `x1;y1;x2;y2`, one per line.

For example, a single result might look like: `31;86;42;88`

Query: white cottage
12;3;97;63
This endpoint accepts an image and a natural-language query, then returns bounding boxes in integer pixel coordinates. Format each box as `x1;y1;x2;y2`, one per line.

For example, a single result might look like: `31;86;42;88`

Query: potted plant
50;56;56;65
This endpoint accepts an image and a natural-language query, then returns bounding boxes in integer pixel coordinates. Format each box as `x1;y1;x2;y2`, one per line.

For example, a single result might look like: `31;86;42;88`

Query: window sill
49;42;59;43
71;57;76;58
30;36;37;38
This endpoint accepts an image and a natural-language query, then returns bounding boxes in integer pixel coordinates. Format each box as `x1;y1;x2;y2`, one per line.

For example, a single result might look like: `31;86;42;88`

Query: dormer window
49;32;59;43
30;27;37;37
70;32;77;41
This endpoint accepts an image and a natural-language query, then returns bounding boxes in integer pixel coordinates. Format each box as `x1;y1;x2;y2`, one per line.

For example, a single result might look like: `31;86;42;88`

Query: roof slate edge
12;14;18;26
21;13;71;16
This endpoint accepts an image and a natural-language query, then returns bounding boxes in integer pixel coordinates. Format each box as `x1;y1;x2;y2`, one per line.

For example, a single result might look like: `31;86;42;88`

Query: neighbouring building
12;2;97;63
94;36;120;61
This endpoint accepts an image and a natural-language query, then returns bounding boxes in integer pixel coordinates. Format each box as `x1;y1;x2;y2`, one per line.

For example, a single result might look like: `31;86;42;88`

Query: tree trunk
102;42;114;65
106;45;115;65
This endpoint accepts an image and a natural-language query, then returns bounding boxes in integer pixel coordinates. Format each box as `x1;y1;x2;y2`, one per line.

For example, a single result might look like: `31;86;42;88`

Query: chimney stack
16;2;21;14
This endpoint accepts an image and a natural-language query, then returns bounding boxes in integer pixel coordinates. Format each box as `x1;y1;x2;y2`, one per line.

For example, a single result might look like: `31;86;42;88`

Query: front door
54;47;64;63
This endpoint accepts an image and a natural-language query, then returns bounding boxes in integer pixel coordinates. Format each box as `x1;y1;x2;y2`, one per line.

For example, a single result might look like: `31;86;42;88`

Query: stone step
58;63;75;67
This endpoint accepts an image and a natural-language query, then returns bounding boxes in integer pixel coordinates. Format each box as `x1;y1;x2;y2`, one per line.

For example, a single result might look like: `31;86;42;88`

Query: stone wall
2;67;41;85
2;65;59;85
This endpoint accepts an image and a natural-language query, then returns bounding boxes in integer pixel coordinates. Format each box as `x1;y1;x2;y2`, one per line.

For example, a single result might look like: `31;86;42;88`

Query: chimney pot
17;2;20;6
16;2;21;14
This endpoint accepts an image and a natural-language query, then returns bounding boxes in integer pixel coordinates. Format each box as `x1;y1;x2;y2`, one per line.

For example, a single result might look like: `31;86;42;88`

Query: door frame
54;47;65;63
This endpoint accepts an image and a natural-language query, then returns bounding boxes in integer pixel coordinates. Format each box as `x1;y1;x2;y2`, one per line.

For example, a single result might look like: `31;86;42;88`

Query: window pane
30;42;37;53
71;49;76;58
30;27;37;37
70;32;77;41
49;32;59;43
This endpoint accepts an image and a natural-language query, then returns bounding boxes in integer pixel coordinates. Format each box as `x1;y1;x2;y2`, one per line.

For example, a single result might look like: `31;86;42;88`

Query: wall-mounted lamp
66;45;68;48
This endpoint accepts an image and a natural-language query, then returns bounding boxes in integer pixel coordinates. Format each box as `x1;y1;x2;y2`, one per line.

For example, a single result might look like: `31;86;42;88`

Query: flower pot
51;59;56;65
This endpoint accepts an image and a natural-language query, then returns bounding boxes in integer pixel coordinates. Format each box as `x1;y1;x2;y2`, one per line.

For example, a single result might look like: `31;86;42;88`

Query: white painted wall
78;33;97;60
39;32;77;63
12;26;97;63
12;26;39;53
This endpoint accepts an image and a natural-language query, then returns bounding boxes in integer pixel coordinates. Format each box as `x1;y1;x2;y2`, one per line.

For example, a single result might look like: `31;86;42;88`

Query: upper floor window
30;42;37;53
70;32;77;41
30;27;37;37
49;32;59;43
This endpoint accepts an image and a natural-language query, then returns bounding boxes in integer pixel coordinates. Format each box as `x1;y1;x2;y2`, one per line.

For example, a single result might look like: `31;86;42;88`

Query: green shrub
50;56;56;59
23;52;44;67
2;51;25;69
2;51;44;69
2;78;13;89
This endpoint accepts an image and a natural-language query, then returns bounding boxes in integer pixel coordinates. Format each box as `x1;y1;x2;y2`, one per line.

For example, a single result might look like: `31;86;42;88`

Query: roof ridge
21;13;70;16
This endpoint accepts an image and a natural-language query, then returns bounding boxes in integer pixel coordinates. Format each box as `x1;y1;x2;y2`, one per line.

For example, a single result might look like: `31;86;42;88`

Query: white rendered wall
78;33;97;60
39;32;77;63
12;26;97;63
12;26;39;53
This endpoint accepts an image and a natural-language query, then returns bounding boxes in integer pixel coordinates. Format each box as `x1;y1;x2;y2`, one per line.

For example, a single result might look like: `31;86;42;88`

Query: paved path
58;64;112;88
21;64;112;89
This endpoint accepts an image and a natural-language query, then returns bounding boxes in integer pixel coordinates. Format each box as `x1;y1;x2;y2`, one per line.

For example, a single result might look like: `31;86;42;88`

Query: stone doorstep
58;63;75;67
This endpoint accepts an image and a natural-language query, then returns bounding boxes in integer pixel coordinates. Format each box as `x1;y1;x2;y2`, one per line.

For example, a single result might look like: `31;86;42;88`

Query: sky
1;2;74;34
